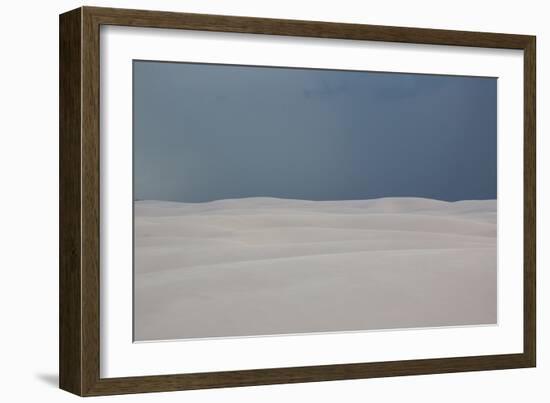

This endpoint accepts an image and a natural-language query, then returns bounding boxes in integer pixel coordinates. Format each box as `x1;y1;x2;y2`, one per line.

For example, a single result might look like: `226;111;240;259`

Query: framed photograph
59;6;536;396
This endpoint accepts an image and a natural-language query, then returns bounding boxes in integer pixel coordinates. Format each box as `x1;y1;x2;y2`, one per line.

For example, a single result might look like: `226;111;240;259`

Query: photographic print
59;8;536;395
132;60;497;342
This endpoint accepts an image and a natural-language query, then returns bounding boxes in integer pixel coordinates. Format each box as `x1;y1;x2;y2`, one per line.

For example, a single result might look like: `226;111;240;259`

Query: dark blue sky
133;61;496;202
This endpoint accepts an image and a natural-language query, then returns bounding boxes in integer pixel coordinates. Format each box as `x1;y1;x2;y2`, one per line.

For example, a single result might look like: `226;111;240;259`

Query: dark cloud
133;61;496;202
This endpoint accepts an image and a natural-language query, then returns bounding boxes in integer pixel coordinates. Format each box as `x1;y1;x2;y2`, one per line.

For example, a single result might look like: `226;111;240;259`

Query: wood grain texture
86;6;532;49
59;6;537;396
59;8;82;396
523;37;536;367
86;354;530;396
81;6;102;395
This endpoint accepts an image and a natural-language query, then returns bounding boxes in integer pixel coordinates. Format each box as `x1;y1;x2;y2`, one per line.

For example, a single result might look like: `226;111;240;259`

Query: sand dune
134;197;497;341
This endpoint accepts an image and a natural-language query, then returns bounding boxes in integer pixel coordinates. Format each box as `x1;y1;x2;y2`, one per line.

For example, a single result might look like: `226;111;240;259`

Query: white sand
134;197;497;341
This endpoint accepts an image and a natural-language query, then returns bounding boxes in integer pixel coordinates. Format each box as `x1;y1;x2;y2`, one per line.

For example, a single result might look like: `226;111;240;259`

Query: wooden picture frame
59;6;536;396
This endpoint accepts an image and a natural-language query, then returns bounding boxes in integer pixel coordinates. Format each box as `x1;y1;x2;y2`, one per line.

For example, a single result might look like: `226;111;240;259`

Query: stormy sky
133;60;496;202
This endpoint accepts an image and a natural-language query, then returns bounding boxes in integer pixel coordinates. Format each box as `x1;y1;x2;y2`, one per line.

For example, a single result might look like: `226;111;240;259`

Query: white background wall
0;0;546;401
